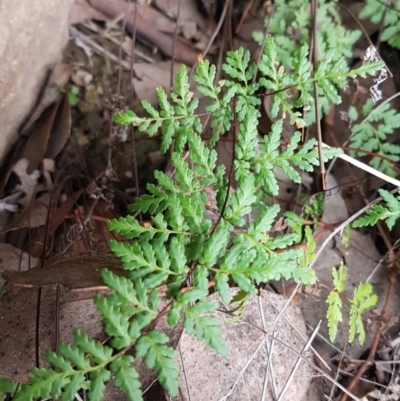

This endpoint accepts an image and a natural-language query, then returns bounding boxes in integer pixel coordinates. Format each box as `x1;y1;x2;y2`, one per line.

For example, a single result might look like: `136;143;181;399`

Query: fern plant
253;0;362;124
354;188;400;230
326;261;346;342
254;0;361;67
349;282;378;344
0;35;383;401
254;0;400;178
326;262;377;345
360;0;400;49
348;100;400;176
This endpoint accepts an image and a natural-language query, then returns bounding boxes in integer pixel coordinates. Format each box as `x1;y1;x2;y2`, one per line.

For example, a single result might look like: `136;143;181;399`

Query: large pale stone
0;0;74;165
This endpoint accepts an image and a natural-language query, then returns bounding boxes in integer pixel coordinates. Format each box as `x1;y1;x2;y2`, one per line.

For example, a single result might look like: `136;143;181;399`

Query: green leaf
108;216;148;239
136;331;179;396
199;224;231;267
350;98;400;176
327;290;342;342
94;295;131;349
222;47;255;85
0;376;18;396
354;189;400;230
88;369;110;401
349;283;377;344
101;269;138;306
225;174;257;226
168;302;183;326
113;110;138;125
111;356;143;401
326;262;346;342
58;343;90;370
215;273;231;304
333;261;346;293
183;306;228;357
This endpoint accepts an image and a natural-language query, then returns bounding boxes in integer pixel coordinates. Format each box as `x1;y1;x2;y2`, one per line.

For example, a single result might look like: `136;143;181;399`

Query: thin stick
322;142;400;188
170;0;183;93
311;0;325;189
249;324;362;401
217;335;269;401
276;321;321;401
252;4;276;84
258;297;278;400
329;342;348;400
267;299;332;372
190;0;231;77
116;0;131;94
128;1;141;222
179;344;193;401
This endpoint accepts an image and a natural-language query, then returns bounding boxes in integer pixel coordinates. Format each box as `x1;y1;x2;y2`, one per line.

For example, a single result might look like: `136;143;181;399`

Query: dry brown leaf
19;93;71;174
153;0;206;31
134;4;176;34
89;0;199;66
44;94;72;159
0;63;70;196
3;249;124;289
69;0;108;25
29;189;84;257
153;0;208;43
20;63;71;137
0;243;39;285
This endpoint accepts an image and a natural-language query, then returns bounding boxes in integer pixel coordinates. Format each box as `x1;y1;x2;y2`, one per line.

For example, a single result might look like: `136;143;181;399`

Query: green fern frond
14;330;141;401
0;377;19;399
326;262;346;342
349;99;400;176
354;189;400;230
360;0;400;49
136;330;179;396
110;356;142;401
266;0;361;68
349;283;377;344
182;301;228;357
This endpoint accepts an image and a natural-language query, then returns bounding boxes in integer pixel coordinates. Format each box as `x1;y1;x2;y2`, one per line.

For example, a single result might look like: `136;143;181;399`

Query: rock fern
2;35;383;401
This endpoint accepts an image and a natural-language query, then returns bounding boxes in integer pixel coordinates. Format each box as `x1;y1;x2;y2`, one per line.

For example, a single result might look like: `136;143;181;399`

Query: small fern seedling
349;283;378;344
327;262;377;344
326;262;346;342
